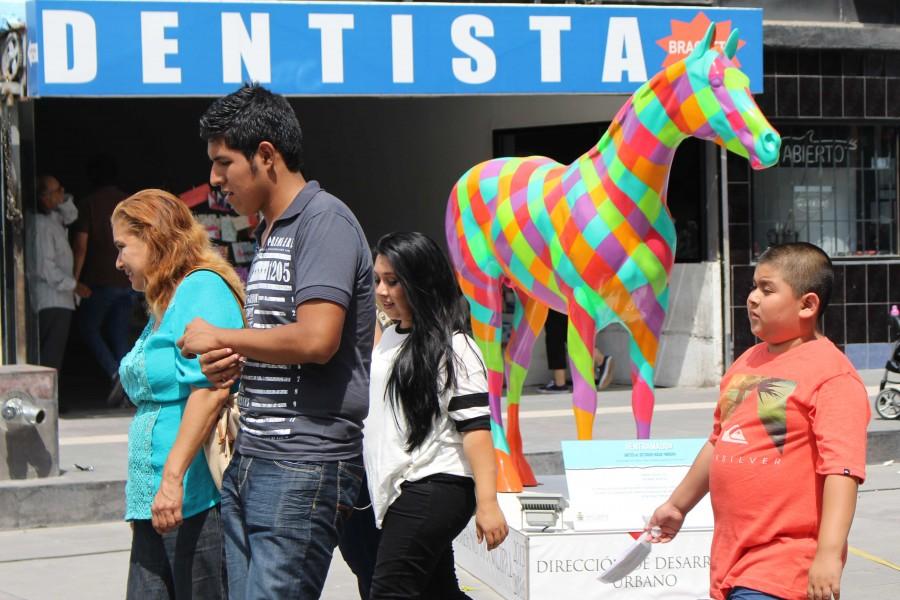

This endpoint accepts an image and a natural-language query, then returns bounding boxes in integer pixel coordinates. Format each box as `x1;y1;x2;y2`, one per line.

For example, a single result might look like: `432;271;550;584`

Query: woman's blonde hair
112;189;245;321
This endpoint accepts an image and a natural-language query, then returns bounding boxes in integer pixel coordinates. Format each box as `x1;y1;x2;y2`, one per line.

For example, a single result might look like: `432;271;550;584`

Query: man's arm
72;231;92;298
72;231;87;280
807;474;858;600
179;300;345;365
648;441;713;542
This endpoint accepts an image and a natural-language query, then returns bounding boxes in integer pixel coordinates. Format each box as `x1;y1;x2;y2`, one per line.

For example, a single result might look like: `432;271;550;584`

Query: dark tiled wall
730;260;900;359
729;145;900;358
728;144;900;357
757;49;900;119
726;49;900;362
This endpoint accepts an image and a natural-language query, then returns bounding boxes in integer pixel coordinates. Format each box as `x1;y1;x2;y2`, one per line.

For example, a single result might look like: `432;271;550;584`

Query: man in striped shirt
179;84;374;599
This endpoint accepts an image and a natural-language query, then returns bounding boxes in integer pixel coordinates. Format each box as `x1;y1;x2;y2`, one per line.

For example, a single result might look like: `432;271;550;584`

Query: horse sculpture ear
724;28;740;59
688;23;717;61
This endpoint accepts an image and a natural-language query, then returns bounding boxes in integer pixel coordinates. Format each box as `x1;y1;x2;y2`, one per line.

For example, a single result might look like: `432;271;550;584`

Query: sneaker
537;381;570;394
595;355;615;390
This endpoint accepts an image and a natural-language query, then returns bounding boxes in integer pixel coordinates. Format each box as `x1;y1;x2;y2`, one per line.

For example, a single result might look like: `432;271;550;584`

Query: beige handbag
204;395;240;489
186;268;245;489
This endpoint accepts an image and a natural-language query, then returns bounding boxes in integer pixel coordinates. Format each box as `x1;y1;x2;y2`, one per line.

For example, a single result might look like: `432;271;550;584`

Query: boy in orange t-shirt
648;242;870;600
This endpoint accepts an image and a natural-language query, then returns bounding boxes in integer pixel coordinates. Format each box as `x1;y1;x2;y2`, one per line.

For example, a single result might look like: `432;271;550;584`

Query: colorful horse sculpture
446;25;780;492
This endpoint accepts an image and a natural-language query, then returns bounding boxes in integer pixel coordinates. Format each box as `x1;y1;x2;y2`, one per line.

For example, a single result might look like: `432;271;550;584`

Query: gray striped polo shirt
236;181;374;461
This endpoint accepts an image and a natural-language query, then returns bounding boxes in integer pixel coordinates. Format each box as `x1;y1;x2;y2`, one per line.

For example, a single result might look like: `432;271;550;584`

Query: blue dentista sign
25;1;763;97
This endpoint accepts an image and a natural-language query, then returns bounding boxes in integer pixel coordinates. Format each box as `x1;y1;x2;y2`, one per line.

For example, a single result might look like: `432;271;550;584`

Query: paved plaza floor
1;371;897;599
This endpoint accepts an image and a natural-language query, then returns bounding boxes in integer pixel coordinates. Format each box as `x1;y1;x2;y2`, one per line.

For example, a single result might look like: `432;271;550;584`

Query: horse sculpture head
655;24;780;170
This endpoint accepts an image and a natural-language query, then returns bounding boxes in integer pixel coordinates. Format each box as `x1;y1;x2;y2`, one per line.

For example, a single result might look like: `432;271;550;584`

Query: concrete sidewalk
0;464;897;599
1;370;897;530
0;370;897;599
0;519;504;600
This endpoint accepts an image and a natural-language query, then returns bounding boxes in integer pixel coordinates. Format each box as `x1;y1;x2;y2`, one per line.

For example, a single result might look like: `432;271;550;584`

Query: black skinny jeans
370;474;476;600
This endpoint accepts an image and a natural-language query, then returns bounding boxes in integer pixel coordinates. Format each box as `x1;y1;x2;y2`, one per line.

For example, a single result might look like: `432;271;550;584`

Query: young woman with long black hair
365;231;508;599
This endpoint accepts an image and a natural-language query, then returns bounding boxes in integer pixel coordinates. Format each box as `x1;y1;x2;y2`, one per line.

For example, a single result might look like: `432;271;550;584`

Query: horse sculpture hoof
495;448;524;493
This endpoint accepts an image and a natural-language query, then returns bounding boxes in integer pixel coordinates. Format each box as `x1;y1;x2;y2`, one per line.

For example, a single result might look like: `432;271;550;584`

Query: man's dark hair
199;84;303;172
758;242;833;316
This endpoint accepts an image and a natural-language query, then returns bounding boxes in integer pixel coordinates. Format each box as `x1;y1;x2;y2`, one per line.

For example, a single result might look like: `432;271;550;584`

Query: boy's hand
807;551;843;600
647;501;685;543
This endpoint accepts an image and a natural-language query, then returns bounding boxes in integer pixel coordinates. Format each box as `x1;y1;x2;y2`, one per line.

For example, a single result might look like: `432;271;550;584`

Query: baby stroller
875;306;900;420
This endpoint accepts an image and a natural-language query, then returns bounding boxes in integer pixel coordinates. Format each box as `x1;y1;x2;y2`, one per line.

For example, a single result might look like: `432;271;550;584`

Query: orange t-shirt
707;337;870;600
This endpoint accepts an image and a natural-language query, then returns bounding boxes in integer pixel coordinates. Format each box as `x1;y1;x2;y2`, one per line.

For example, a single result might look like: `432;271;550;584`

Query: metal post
0;101;25;364
719;146;733;368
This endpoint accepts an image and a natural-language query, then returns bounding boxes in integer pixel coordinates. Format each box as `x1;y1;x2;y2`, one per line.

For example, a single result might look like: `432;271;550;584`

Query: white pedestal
454;477;712;600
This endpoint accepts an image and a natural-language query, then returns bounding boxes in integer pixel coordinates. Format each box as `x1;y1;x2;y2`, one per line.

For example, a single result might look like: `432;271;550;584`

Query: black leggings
544;309;568;370
370;474;476;600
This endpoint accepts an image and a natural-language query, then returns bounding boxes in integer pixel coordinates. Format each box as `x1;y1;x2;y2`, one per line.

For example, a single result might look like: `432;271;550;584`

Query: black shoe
595;355;615;390
536;380;570;394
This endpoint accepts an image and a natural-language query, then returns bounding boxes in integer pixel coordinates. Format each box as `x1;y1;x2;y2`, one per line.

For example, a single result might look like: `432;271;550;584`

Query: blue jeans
338;471;380;600
221;452;364;600
77;285;135;378
728;587;784;600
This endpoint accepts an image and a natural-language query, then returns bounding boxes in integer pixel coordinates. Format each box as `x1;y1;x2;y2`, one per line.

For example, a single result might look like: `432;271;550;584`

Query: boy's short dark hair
758;242;833;316
199;84;303;172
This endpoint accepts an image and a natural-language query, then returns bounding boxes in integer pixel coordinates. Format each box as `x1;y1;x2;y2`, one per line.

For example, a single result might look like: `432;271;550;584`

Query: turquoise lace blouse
121;270;244;521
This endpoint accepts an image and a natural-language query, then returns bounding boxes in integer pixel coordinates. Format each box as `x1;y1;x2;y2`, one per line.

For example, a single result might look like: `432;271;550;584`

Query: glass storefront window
752;124;898;258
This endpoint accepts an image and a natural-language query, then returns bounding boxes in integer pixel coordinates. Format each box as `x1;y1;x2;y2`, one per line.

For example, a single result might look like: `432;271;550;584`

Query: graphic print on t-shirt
718;375;797;454
239;234;300;440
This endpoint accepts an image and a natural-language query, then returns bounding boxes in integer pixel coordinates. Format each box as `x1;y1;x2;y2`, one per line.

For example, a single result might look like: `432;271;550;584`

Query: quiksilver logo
721;424;748;445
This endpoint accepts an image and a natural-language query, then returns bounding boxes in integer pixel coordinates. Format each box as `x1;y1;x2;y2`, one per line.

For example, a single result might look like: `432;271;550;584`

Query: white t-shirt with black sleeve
364;325;491;528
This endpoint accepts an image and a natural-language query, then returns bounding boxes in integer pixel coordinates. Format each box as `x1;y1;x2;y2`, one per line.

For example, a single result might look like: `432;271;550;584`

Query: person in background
537;309;615;394
28;174;78;373
113;189;244;599
366;231;508;599
72;154;135;406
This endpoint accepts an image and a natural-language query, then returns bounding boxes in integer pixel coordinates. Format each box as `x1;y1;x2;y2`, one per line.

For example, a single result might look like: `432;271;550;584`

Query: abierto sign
25;0;763;97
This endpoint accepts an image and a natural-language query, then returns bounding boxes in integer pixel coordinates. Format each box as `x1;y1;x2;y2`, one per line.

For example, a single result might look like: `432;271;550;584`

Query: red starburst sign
655;12;746;68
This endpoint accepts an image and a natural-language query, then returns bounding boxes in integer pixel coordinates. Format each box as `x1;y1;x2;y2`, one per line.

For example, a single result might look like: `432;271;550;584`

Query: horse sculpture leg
566;297;599;440
626;325;659;439
503;289;548;487
462;278;524;493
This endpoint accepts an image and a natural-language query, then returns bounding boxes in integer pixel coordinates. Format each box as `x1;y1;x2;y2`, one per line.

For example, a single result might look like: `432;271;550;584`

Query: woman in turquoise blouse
112;189;245;599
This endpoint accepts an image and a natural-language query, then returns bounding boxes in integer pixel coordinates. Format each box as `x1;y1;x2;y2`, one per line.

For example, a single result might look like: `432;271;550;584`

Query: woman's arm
151;385;231;534
462;429;509;550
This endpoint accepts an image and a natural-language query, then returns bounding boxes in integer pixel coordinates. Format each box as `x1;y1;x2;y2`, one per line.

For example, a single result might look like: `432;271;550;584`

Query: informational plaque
562;439;714;532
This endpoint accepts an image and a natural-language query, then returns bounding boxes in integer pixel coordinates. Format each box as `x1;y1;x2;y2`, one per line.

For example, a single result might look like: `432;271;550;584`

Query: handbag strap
183;268;247;326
